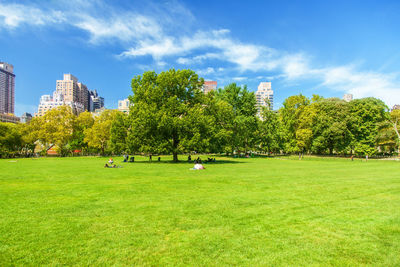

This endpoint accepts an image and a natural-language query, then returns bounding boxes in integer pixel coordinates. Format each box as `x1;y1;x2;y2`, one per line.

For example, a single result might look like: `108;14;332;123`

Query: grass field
0;155;399;266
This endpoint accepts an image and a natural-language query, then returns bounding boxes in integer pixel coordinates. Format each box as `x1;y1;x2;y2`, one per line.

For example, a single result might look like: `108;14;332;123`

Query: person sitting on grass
104;163;122;168
108;158;113;164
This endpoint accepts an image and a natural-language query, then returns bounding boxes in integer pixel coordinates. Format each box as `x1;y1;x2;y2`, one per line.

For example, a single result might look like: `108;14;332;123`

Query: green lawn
0;155;399;266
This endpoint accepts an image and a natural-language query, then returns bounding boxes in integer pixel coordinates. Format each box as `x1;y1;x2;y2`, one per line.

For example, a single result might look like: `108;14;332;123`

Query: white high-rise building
35;90;84;116
0;62;15;114
343;94;353;102
89;90;104;111
56;74;89;110
118;98;132;114
36;74;100;116
255;82;274;114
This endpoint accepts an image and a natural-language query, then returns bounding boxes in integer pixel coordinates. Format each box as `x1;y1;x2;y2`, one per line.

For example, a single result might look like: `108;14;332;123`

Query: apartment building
255;82;274;114
0;62;15;114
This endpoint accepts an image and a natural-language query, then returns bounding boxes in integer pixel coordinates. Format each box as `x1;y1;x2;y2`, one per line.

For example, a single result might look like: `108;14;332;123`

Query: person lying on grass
191;163;205;170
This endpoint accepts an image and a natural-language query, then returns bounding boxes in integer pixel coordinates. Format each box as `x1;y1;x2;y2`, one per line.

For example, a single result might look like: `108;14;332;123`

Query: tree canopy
0;69;396;159
127;69;210;161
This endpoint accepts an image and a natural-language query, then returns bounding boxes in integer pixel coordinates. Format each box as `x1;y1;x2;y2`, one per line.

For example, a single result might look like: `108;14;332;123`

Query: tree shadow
121;159;245;165
223;154;290;159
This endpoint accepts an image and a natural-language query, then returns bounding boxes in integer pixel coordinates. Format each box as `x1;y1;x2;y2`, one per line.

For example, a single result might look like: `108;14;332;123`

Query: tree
378;109;400;155
389;110;400;146
127;69;210;162
203;91;234;153
311;98;352;155
32;106;76;156
18;122;36;156
296;100;319;154
110;111;129;154
84;110;119;155
349;98;387;156
279;94;311;153
257;106;282;153
0;122;23;158
70;111;95;153
216;83;258;154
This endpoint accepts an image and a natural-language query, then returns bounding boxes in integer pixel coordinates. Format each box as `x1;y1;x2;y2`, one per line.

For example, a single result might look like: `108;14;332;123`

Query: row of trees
0;106;120;157
1;69;399;160
279;94;399;156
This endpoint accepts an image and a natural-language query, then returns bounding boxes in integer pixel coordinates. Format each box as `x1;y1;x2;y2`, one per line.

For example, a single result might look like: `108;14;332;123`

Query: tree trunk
172;135;179;162
173;152;178;162
398;144;400;158
393;122;400;157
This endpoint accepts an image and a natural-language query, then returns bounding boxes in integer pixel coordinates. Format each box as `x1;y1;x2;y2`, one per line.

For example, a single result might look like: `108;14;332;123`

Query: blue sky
1;0;400;116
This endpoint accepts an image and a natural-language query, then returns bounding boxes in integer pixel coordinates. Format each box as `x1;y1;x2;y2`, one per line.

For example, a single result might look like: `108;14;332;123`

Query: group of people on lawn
105;155;216;170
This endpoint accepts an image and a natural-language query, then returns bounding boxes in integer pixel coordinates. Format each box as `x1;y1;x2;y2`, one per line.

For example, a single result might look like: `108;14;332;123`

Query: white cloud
177;53;222;65
120;29;274;72
196;67;215;76
320;66;400;107
0;1;168;44
1;0;400;107
277;59;400;107
280;54;313;80
233;77;247;81
0;3;65;28
73;14;162;43
177;57;190;64
156;60;167;67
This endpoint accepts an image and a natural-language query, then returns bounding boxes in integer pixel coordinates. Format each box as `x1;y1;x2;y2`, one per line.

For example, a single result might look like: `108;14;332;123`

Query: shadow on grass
121;159;245;165
222;154;291;159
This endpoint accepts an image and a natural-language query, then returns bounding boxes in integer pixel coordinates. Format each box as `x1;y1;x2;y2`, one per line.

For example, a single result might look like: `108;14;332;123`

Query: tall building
36;74;95;116
36;91;84;116
20;112;33;123
77;82;89;111
56;74;78;102
89;90;104;111
392;105;400;111
202;81;217;94
118;98;131;114
56;74;88;110
88;90;94;112
0;113;19;123
0;62;15;114
256;82;274;113
343;94;353;102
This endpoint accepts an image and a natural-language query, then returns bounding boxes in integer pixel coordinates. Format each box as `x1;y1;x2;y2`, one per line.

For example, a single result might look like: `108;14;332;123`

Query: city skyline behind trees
0;69;398;159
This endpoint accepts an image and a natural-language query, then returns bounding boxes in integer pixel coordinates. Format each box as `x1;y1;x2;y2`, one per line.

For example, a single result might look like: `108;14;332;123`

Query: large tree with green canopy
279;94;311;153
215;83;258;154
84;109;120;155
127;69;212;162
311;98;353;155
349;97;387;156
257;106;282;154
